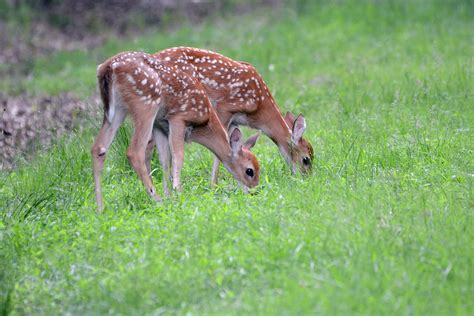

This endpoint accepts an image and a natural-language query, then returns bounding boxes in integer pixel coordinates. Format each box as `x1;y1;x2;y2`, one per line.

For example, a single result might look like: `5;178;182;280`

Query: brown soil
0;94;96;170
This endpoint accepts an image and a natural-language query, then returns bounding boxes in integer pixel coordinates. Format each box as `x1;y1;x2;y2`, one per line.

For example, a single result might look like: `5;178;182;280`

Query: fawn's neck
257;97;293;166
195;114;234;167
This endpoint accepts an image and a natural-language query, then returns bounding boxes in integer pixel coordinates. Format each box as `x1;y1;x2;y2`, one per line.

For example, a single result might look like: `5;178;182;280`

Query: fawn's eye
245;168;254;177
302;156;311;166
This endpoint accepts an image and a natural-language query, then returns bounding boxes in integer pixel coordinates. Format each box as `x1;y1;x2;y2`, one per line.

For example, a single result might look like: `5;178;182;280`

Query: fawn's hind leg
91;107;126;213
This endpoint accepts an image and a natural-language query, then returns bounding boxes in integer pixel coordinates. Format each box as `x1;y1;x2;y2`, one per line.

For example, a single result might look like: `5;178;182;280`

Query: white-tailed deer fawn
92;51;260;212
152;47;313;185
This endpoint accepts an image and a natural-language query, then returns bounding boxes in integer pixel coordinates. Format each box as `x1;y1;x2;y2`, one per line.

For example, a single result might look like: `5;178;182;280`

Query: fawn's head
228;128;260;189
285;112;314;175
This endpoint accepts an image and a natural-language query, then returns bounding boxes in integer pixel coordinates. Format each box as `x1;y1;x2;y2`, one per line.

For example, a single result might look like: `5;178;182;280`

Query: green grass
1;0;473;314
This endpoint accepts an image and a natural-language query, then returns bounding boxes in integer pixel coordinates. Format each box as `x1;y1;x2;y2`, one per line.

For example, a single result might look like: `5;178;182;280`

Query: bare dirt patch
0;94;95;170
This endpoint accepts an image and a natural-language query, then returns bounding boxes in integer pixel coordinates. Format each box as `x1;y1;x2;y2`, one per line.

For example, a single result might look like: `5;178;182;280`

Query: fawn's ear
230;128;244;155
284;111;296;129
243;132;260;150
291;114;306;144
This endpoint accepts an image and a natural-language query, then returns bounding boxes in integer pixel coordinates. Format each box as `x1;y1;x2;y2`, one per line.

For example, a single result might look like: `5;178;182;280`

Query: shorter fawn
153;47;314;185
91;51;260;212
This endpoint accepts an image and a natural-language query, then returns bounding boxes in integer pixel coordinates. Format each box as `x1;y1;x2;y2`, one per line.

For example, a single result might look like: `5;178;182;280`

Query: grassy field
1;1;473;314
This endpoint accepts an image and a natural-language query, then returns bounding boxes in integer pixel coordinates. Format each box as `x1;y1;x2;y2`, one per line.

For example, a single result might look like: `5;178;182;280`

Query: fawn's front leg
153;128;172;197
145;138;154;175
168;118;186;191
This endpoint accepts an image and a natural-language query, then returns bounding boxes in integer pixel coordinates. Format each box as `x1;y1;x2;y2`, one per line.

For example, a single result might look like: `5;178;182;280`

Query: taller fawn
91;51;260;212
152;47;313;185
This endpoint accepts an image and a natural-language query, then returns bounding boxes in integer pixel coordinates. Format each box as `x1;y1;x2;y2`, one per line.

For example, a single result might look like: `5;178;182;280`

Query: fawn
91;51;260;212
152;47;313;185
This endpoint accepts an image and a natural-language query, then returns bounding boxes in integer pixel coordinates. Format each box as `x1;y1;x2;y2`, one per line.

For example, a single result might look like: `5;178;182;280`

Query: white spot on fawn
126;74;136;84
